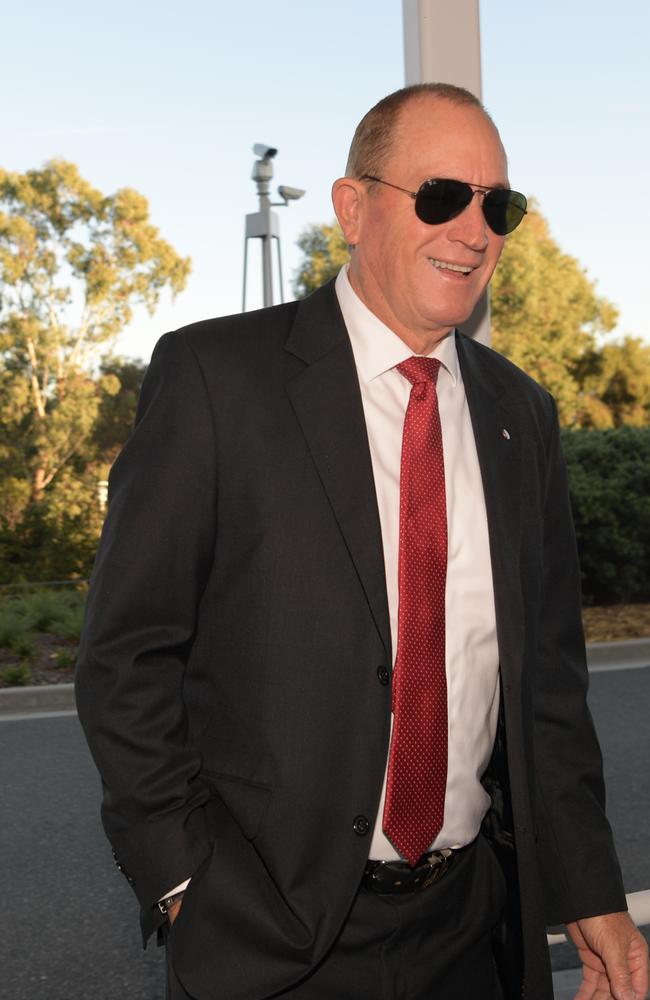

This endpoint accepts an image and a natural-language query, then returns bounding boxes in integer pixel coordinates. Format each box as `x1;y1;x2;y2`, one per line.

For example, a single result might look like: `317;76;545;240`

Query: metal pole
258;181;274;307
242;235;249;312
402;0;490;345
275;235;285;304
243;148;304;313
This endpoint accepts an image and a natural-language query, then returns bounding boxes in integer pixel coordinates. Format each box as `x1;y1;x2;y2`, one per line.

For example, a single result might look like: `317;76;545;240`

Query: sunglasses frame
360;174;527;236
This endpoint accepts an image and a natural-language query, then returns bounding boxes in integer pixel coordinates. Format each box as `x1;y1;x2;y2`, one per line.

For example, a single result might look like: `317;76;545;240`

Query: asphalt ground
0;661;648;1000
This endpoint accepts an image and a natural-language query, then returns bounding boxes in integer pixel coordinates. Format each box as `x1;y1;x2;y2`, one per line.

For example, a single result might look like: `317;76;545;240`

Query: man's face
335;97;509;352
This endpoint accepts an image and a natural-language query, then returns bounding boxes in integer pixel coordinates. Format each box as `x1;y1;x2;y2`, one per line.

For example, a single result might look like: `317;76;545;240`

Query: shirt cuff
159;878;191;902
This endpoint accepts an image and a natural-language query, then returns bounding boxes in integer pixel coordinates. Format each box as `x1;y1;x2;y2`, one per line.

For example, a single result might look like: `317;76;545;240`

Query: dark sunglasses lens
414;179;472;225
483;189;527;235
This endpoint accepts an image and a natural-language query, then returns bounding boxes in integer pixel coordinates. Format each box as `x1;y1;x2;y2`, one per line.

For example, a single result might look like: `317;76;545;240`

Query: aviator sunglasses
361;174;527;236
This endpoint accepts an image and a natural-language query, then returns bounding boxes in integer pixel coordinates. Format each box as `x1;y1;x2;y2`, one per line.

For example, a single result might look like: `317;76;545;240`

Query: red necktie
382;356;448;866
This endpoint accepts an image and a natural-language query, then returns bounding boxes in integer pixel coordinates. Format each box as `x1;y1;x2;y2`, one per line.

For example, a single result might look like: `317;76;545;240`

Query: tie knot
397;356;441;387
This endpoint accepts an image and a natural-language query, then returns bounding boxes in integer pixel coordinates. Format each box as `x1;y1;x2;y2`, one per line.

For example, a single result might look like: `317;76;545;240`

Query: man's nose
448;191;489;251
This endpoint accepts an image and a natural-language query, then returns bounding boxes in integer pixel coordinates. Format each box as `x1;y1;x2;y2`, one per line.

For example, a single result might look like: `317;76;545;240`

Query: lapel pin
501;428;511;440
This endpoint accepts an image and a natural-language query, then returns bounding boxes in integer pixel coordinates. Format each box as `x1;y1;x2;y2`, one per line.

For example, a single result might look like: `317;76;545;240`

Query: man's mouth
429;258;474;275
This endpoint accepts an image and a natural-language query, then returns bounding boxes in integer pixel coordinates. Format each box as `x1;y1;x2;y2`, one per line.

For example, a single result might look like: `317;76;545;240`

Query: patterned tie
382;356;448;866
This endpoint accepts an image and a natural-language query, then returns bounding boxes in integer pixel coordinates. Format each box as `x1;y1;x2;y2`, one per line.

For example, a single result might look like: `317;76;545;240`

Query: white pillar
402;0;490;345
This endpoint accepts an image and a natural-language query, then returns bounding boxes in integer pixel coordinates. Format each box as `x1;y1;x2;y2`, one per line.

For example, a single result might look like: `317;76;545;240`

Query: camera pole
242;146;305;311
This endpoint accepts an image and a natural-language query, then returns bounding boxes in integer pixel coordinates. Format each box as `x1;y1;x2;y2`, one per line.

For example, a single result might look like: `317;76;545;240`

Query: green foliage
53;605;84;642
563;428;650;604
488;201;619;425
0;610;30;649
0;160;182;584
7;631;35;659
0;586;83;685
0;662;32;687
293;223;349;298
89;357;147;463
16;587;71;631
0;586;86;638
52;646;77;670
574;337;650;428
0;467;107;583
0;160;189;519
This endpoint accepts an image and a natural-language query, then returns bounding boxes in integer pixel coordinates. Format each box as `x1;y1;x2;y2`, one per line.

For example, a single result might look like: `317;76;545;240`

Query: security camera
278;185;306;202
253;143;278;160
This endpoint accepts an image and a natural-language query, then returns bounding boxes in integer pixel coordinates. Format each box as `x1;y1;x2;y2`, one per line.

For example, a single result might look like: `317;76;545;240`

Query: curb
1;638;649;716
586;637;650;672
0;682;75;715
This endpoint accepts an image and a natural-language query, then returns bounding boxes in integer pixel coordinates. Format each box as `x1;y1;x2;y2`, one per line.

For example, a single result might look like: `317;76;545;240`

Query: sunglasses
361;174;527;236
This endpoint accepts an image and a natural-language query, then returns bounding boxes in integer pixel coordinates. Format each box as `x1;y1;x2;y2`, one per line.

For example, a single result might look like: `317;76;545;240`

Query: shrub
7;632;35;659
52;647;77;670
0;662;32;687
0;613;29;650
14;587;86;636
17;589;65;632
563;427;650;604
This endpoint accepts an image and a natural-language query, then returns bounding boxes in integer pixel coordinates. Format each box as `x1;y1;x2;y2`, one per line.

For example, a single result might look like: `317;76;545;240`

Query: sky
4;0;650;363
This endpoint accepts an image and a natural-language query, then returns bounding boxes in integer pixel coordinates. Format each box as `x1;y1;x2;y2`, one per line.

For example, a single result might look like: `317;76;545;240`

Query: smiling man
76;85;648;1000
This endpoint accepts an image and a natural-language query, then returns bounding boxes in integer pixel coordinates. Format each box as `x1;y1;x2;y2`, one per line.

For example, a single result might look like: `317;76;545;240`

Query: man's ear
332;178;363;246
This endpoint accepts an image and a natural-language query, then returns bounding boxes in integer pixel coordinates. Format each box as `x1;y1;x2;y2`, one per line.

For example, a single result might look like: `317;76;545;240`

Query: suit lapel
284;282;392;661
456;334;525;677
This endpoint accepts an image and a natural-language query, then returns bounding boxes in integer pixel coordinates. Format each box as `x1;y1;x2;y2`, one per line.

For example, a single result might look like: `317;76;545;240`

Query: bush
563;427;650;604
0;613;30;650
13;587;86;635
52;647;77;670
17;589;66;632
0;662;32;687
7;631;35;659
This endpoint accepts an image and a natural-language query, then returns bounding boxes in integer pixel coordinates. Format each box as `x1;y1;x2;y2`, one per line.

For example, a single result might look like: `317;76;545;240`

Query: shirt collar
335;265;459;387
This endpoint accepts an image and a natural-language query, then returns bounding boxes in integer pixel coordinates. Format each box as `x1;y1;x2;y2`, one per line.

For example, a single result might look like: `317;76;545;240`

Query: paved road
549;666;650;977
1;665;648;999
1;713;166;1000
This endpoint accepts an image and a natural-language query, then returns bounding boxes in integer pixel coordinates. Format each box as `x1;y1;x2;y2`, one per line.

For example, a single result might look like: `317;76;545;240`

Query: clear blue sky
4;0;649;362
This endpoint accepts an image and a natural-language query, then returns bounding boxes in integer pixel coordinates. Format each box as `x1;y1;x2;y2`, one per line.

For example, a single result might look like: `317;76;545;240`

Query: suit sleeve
531;396;627;925
75;331;217;915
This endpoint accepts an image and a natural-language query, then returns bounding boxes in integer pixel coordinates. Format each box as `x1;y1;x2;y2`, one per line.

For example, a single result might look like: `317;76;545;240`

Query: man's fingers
567;913;649;1000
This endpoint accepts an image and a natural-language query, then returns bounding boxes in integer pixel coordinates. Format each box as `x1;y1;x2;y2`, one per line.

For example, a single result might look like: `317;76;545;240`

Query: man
76;84;648;1000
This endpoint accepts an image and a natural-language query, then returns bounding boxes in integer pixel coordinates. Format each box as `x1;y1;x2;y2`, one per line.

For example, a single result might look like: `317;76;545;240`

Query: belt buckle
421;849;451;889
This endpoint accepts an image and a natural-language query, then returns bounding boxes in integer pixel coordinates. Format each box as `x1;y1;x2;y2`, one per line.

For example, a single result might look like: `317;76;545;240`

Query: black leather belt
363;847;457;894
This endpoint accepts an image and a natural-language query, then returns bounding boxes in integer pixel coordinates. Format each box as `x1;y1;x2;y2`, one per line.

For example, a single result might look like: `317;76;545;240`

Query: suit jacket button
114;859;134;884
377;666;390;686
353;815;370;836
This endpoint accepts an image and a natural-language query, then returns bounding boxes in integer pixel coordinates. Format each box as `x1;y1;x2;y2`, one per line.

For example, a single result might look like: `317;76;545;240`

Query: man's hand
565;911;648;1000
167;898;183;925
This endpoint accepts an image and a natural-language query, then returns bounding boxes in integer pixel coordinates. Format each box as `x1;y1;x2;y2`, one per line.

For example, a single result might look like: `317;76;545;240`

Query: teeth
430;259;473;273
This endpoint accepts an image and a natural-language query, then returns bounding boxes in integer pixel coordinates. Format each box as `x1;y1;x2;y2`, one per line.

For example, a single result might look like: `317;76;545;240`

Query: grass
0;586;86;687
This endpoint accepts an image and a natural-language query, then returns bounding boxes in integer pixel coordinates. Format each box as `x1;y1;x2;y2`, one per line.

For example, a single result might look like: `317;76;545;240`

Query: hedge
562;427;650;605
1;429;648;608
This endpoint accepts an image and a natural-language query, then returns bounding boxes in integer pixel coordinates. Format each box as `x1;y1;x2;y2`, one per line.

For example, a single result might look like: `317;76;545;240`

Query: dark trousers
167;834;507;1000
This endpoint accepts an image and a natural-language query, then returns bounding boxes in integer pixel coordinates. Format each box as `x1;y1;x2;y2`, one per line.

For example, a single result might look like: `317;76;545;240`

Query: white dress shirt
335;265;500;861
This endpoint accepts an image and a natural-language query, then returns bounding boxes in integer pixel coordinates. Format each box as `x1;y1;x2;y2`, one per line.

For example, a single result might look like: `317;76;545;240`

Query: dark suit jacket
76;279;626;1000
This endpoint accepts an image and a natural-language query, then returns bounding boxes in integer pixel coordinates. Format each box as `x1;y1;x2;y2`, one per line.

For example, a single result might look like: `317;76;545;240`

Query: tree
489;201;618;425
294;223;349;298
88;356;148;465
574;337;650;428
0;160;190;519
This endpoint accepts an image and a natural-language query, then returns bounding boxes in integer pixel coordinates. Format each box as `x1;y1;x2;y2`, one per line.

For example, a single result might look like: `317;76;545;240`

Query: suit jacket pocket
201;768;272;842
